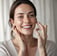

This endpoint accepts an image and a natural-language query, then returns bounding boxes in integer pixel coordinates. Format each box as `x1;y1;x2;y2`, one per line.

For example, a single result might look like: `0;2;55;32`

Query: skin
10;4;47;56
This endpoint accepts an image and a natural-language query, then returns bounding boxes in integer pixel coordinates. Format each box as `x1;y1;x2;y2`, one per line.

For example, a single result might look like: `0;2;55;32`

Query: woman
0;0;57;56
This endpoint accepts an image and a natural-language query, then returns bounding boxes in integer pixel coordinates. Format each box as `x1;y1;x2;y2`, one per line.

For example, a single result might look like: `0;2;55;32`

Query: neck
12;34;34;47
23;35;33;44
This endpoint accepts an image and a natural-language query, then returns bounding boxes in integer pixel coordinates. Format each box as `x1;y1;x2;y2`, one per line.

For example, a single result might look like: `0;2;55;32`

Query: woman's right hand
12;25;26;56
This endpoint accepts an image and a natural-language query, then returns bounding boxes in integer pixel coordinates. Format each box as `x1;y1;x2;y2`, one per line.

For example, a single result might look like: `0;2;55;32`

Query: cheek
31;19;37;24
31;19;37;29
15;21;22;31
14;19;22;27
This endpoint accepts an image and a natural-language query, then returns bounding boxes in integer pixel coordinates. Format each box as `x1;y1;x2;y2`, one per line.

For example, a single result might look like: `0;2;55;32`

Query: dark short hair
9;0;37;27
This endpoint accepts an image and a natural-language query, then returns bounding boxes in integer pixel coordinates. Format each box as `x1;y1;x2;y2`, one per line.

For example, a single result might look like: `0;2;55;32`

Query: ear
9;18;14;25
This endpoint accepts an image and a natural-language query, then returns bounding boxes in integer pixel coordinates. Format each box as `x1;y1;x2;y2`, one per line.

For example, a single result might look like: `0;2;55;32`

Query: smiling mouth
22;25;32;29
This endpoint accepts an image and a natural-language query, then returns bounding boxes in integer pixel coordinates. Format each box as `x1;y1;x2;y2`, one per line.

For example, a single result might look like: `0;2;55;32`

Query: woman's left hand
36;22;47;56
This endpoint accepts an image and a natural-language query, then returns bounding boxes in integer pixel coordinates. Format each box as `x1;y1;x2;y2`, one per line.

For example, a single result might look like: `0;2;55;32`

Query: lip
22;25;32;30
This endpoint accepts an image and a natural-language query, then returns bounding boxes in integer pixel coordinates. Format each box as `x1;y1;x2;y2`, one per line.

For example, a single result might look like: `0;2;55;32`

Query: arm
35;22;47;56
36;22;57;56
38;47;47;56
12;25;26;56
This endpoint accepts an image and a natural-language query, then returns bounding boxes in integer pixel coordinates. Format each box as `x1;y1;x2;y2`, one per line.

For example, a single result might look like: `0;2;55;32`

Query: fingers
35;29;45;48
36;22;47;39
37;22;45;33
12;25;25;50
12;25;23;42
35;22;47;48
12;25;20;34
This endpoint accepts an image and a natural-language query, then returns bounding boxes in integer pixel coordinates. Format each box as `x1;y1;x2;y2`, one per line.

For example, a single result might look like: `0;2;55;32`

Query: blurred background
0;0;57;43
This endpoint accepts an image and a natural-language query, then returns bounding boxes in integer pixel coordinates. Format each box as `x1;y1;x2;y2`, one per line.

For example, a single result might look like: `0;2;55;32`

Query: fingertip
44;25;48;29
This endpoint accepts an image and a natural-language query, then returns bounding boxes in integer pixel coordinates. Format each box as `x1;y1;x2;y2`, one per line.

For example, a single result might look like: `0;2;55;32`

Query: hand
35;22;47;56
12;25;26;56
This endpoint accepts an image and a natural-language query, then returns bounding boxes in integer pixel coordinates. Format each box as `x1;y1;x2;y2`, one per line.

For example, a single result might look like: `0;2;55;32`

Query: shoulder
46;40;57;50
46;40;57;56
0;40;11;56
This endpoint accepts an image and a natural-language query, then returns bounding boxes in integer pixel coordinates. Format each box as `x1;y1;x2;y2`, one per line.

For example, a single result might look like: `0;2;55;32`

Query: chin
21;31;33;36
23;33;32;36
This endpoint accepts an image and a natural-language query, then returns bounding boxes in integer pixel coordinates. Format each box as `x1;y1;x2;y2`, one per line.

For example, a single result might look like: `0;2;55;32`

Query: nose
23;15;30;23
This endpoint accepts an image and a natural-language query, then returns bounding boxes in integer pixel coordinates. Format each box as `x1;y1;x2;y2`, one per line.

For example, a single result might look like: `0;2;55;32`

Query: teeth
23;26;32;28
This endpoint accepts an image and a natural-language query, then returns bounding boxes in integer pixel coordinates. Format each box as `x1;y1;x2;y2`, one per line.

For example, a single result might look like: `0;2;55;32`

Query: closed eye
29;14;35;17
17;16;24;18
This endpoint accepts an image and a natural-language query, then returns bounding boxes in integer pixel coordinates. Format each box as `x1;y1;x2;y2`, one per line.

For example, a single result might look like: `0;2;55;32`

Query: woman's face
13;4;37;35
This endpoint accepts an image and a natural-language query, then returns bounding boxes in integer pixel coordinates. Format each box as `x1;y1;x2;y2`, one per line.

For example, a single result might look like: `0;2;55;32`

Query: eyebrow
16;11;34;15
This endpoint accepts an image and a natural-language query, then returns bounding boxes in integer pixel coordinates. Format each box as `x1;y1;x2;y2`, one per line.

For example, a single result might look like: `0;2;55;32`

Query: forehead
15;4;34;15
